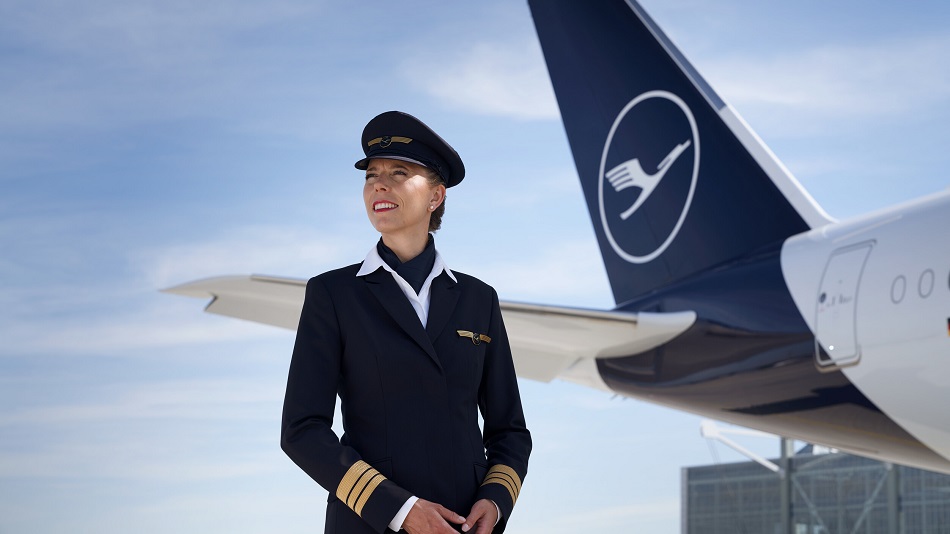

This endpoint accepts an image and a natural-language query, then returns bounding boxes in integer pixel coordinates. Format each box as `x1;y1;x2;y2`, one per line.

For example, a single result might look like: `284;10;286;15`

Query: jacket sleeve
474;287;532;532
280;276;412;533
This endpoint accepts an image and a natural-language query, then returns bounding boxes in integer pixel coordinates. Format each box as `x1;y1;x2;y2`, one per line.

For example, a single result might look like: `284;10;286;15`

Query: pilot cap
354;111;465;188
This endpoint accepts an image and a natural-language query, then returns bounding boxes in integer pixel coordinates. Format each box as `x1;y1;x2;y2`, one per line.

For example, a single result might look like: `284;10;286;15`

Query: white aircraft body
166;0;950;475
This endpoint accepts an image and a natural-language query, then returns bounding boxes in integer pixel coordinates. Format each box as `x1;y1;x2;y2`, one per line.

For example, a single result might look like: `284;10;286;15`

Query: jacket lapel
426;272;460;342
363;268;443;371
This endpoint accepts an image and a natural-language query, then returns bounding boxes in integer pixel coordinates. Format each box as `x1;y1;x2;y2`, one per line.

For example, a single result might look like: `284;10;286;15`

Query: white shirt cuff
389;496;419;532
388;496;499;530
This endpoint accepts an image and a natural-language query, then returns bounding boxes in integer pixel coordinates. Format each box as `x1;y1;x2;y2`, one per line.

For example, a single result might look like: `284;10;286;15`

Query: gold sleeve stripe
336;460;372;503
480;464;522;503
353;472;385;516
336;460;388;516
483;474;517;502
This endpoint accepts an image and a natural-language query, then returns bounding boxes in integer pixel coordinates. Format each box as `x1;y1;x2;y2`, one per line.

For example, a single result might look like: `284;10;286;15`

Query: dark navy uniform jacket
281;261;531;533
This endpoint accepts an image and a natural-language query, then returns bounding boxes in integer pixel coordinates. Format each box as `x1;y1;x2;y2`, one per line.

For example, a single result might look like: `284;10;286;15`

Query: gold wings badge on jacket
457;330;491;345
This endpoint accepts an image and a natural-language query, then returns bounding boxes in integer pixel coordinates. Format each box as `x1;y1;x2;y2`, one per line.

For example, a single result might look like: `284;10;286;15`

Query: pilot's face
363;158;444;239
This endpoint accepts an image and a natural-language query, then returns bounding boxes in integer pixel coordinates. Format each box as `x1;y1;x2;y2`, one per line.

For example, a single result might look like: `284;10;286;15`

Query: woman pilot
281;111;531;534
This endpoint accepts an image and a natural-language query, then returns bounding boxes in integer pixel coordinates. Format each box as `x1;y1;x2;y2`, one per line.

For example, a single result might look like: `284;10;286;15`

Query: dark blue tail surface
528;0;824;306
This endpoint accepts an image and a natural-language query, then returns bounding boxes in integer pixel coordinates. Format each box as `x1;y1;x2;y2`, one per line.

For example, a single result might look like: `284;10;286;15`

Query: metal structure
684;435;950;533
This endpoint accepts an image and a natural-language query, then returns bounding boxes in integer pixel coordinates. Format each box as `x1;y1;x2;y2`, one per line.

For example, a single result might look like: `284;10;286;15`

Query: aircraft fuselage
598;190;950;473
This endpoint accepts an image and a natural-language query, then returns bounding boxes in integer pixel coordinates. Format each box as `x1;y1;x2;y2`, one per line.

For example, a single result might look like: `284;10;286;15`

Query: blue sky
2;1;950;532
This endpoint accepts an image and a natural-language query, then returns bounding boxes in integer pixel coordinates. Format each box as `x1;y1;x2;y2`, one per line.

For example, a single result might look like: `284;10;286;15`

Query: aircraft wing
163;275;307;330
163;275;696;391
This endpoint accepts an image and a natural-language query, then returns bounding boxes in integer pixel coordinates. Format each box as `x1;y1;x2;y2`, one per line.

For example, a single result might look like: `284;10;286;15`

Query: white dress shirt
356;243;456;328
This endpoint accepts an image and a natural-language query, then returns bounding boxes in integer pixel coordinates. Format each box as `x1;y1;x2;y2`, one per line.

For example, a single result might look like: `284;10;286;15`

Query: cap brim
355;154;431;172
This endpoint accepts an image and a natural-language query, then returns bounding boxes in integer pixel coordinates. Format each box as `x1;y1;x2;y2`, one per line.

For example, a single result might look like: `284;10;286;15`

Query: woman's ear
430;184;446;208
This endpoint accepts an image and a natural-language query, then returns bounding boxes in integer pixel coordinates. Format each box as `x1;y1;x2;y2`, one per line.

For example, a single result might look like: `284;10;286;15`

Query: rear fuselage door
815;241;874;369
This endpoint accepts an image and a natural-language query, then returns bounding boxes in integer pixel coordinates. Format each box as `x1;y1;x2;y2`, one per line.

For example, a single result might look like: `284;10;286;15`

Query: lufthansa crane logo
599;90;700;264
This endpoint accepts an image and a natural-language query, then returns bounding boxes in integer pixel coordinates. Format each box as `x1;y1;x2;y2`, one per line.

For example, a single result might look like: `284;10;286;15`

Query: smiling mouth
374;201;398;212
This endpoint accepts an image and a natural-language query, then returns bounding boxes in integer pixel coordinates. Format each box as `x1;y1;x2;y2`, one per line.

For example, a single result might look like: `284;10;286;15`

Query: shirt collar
357;238;457;283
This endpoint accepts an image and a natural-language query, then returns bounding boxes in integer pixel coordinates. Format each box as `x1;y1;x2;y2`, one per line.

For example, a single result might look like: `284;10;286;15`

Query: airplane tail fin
528;0;832;306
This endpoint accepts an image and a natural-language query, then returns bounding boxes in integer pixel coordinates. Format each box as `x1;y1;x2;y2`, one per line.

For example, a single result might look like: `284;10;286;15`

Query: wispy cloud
0;378;279;428
0;344;294;483
134;224;360;290
559;499;680;526
0;301;285;356
1;219;344;355
458;236;613;308
705;33;950;135
511;491;681;534
406;40;560;120
0;0;351;145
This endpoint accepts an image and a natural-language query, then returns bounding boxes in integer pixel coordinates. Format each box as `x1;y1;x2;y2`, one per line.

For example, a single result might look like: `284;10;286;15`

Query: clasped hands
402;498;497;534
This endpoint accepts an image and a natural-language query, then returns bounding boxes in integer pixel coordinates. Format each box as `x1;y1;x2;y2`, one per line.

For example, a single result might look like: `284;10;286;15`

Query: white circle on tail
599;90;700;264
